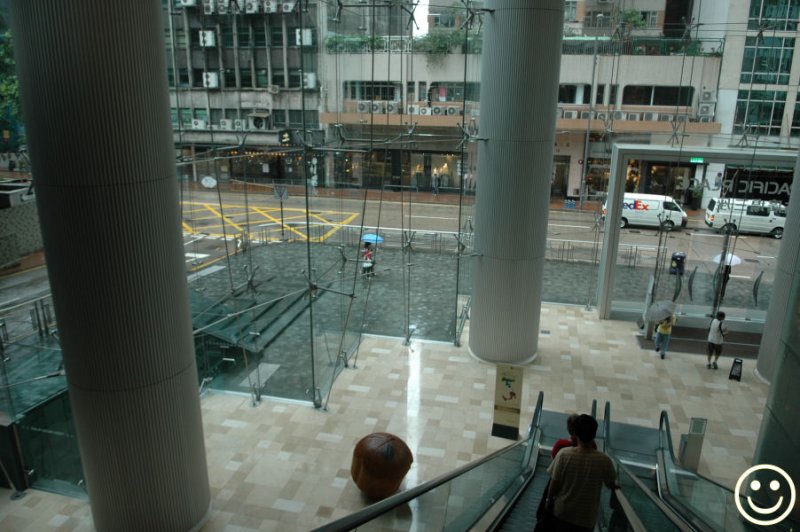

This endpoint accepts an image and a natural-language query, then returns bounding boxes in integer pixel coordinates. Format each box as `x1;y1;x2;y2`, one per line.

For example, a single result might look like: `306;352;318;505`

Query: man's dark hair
573;414;598;444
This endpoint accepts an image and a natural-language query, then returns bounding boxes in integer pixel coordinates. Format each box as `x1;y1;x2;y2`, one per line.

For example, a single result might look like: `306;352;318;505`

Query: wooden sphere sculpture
351;432;414;500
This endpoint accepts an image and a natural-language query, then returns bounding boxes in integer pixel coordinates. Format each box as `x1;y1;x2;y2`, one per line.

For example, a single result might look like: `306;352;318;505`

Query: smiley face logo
734;464;796;526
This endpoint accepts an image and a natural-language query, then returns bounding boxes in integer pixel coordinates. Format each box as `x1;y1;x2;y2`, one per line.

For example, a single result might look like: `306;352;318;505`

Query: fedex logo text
623;200;651;211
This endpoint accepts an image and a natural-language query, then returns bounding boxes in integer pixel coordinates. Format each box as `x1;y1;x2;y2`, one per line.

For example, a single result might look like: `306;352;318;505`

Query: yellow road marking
252;206;308;240
182;221;194;233
318;212;360;241
203;203;243;232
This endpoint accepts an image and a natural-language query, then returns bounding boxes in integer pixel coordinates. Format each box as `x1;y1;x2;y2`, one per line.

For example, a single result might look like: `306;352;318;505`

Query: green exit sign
689;157;705;163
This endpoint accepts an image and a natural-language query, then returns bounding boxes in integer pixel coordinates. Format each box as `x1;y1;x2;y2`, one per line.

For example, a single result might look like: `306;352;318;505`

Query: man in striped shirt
546;414;617;531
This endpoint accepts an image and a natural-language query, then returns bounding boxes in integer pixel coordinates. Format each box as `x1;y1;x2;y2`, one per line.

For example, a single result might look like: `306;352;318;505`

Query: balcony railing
325;33;724;58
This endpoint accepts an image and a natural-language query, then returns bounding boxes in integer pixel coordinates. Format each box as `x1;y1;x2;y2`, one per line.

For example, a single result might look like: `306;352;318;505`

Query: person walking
361;242;375;278
655;313;677;360
544;414;617;532
706;311;728;370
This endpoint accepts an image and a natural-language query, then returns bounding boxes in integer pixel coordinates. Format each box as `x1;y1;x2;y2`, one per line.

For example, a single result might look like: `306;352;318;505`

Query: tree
0;29;23;152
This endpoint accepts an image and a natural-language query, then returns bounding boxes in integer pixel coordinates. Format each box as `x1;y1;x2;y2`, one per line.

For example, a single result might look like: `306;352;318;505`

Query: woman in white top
706;311;728;369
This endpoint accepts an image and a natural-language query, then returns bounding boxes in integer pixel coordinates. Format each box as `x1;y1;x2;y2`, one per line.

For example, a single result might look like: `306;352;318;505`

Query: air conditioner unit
191;119;207;130
203;0;215;14
266;84;280;94
199;30;216;47
245;0;260;13
249;116;269;130
371;102;385;114
627;113;641;121
700;90;717;103
595;111;608;121
264;0;279;13
407;105;420;115
357;101;371;113
219;118;233;130
216;0;230;14
698;104;715;117
643;112;659;121
282;1;296;12
659;114;674;122
233;118;246;130
385;101;400;114
612;110;625;120
580;111;594;119
432;105;446;116
698;116;713;123
303;72;317;89
447;107;462;116
419;107;432;115
202;71;219;89
563;110;579;119
178;0;197;7
295;28;313;46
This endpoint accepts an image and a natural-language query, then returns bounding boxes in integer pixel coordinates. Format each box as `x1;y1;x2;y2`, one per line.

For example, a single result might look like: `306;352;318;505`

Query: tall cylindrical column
469;0;564;363
11;1;211;530
756;153;800;381
753;153;800;496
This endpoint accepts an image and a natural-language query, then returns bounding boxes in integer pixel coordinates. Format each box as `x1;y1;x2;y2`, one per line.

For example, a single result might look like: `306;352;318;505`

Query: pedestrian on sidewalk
655;313;677;359
706;311;728;370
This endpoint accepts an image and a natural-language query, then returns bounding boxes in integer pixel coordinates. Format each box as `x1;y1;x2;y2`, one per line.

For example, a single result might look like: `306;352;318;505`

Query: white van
603;193;688;231
704;198;785;239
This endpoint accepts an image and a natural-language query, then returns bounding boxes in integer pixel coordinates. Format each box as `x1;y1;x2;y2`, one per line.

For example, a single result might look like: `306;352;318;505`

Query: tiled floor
0;303;769;530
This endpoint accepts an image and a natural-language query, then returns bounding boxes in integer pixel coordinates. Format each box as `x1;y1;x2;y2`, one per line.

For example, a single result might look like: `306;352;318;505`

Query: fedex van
704;198;785;239
603;193;688;231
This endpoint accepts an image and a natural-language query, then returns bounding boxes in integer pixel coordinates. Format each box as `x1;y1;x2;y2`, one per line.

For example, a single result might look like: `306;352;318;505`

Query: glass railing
657;411;792;531
313;392;546;532
607;462;683;531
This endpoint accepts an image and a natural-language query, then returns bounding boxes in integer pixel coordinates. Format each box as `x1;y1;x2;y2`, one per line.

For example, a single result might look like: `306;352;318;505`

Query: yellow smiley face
735;465;796;526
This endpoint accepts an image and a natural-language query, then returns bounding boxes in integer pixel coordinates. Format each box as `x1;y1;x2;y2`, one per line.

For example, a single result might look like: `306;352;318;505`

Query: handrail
658;410;730;492
656;453;717;532
611;487;648;532
617;460;694;531
0;292;52;315
590;398;597;418
603;401;611;453
314;391;546;532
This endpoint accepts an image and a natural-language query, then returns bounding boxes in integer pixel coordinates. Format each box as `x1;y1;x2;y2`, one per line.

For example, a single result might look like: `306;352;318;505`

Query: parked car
704;198;785;239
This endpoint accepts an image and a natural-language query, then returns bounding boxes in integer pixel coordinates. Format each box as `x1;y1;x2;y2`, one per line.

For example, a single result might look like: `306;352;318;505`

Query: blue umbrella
362;233;384;244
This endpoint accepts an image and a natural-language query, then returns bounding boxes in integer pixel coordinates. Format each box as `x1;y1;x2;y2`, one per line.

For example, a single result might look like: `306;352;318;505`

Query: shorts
707;342;723;356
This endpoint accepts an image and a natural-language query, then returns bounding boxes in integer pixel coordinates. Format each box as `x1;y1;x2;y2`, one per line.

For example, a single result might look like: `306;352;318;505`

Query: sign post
274;185;288;240
491;365;523;440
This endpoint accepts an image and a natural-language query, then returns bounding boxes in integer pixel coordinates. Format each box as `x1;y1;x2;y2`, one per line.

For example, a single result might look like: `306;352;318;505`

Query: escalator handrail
616;460;695;531
314;391;546;532
590;398;597;418
611;486;648;532
658;410;732;492
602;401;611;453
655;452;717;532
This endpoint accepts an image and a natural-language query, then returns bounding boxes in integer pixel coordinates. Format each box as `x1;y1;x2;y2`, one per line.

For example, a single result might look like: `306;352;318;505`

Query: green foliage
0;30;23;151
616;9;648;30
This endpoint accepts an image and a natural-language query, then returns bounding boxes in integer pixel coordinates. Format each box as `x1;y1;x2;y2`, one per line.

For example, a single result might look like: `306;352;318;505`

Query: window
240;68;253;88
254;27;268;47
585;10;613;27
740;36;794;85
663;201;681;212
791;94;800;136
564;1;577;22
429;82;480;102
344;81;398;101
170;108;178;126
224;69;237;88
192;68;205;88
641;11;659;28
270;27;284;47
256;69;270;88
174;28;188;48
272;70;285;87
734;90;786;135
622;86;693;106
273;109;287;128
747;205;769;216
238;29;252;48
179;108;192;127
210;109;223;125
748;0;800;31
221;26;234;47
288;110;303;127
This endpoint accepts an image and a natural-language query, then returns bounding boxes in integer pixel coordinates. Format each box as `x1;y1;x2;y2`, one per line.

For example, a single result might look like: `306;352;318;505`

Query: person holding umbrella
361;242;375;278
655;313;677;360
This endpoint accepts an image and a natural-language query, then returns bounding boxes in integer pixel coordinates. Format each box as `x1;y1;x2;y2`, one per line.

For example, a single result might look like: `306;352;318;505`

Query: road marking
551;223;590;229
411;215;459;220
689;233;725;238
757;255;775;259
731;275;751;279
184;237;205;246
202;203;244;232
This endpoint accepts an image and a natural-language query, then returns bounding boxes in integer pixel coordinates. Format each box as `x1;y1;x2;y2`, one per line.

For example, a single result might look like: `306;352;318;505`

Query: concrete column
469;0;564;363
11;1;211;530
756;153;800;382
753;155;800;514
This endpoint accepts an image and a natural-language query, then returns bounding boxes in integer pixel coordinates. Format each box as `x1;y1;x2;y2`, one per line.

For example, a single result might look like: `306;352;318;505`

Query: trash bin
678;417;707;471
670;252;687;275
